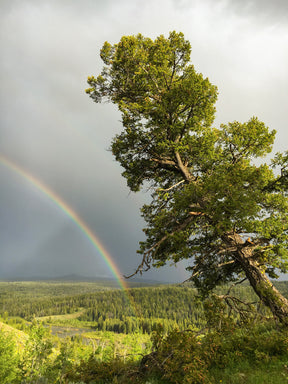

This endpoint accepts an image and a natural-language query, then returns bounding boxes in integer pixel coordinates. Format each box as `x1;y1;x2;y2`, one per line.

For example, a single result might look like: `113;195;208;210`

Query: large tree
86;31;288;323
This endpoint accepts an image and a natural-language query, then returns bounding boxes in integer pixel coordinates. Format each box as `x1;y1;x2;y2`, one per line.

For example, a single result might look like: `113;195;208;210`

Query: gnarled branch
125;215;194;279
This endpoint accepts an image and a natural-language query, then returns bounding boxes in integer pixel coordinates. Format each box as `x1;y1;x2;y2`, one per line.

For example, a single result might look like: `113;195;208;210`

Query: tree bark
223;232;288;324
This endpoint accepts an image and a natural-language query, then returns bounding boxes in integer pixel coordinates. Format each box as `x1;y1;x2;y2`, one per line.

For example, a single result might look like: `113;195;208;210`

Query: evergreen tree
87;31;288;322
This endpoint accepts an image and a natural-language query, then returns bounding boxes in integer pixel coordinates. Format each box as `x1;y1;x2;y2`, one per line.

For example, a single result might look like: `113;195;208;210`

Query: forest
1;280;279;332
0;281;206;333
1;280;288;383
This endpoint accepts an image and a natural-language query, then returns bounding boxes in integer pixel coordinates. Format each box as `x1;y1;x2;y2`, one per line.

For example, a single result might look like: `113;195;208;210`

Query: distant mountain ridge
0;273;168;286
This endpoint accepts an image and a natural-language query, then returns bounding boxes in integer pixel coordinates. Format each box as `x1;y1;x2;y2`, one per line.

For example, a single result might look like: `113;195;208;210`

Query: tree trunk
223;232;288;324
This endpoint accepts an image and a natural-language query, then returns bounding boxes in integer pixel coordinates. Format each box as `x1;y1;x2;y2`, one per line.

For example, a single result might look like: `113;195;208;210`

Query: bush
142;325;210;384
204;321;288;368
140;320;288;384
19;321;53;382
0;329;19;383
64;355;139;383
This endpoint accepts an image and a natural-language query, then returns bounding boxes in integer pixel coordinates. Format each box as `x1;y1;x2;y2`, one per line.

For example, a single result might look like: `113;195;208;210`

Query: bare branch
150;157;177;167
219;294;257;308
217;294;258;321
217;260;236;268
218;247;238;254
125;215;194;278
189;211;204;216
158;180;185;192
180;276;194;285
175;151;194;182
226;277;247;296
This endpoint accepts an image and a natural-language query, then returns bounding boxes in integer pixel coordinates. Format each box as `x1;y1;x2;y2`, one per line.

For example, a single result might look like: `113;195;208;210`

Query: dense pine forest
1;280;282;333
1;282;205;333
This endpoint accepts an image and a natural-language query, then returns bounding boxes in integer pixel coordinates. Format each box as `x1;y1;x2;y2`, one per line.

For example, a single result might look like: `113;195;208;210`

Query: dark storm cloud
8;226;111;279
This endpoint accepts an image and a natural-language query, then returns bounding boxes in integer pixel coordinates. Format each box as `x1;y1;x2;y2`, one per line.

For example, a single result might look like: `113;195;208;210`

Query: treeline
77;286;204;333
0;284;205;331
86;315;181;334
1;281;287;334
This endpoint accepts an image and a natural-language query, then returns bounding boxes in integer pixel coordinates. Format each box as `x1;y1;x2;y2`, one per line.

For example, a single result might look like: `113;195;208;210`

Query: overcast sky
0;0;287;282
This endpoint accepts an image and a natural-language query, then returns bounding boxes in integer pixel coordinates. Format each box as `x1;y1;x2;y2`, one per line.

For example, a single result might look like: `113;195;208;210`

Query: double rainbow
0;155;130;291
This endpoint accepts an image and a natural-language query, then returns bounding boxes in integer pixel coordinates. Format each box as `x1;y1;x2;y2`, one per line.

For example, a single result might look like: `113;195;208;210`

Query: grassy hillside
0;321;28;347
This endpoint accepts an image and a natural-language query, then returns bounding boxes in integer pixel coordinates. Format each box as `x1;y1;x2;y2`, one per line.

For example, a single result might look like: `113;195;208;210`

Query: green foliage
64;355;138;384
45;337;80;383
142;321;288;384
0;329;19;383
20;320;53;382
205;322;288;369
151;327;210;384
87;31;218;192
87;31;288;321
138;296;288;383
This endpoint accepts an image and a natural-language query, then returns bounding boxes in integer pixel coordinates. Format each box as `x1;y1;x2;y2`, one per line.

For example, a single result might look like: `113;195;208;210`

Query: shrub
0;329;19;383
140;319;288;384
64;354;140;384
142;326;211;384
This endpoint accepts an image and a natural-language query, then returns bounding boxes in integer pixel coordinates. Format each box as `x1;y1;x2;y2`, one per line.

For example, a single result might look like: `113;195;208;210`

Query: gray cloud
225;0;288;22
173;0;288;22
8;226;111;279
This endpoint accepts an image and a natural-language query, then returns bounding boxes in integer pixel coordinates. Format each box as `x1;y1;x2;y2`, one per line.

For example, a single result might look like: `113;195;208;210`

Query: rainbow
0;155;130;291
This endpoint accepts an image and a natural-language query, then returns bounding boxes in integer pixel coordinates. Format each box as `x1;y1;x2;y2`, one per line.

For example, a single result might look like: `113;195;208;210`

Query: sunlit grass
36;308;86;322
209;359;288;384
0;321;28;348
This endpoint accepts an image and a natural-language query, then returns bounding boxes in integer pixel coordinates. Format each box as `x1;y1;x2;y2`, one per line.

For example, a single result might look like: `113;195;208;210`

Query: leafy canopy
86;31;288;292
